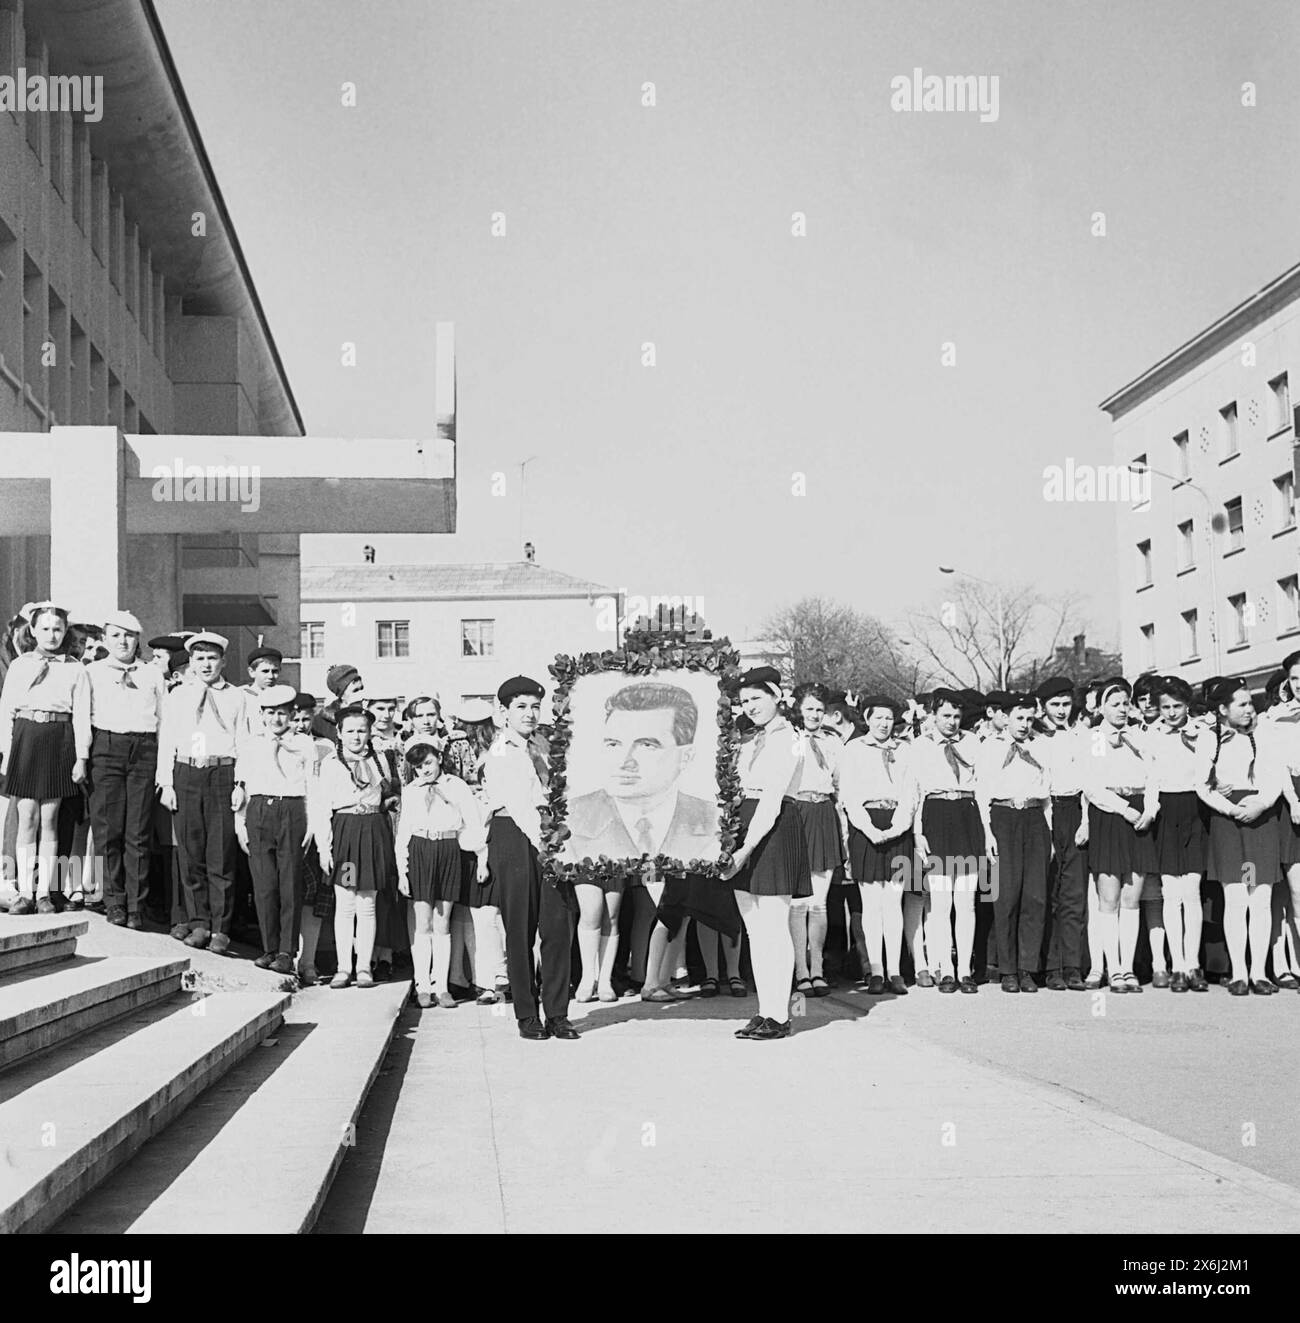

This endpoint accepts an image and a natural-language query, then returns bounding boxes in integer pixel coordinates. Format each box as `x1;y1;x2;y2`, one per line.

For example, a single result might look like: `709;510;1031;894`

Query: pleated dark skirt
657;872;742;940
920;797;984;872
1207;792;1282;886
407;834;465;904
4;717;76;801
1278;775;1300;868
735;797;812;897
1155;790;1207;875
330;813;397;893
795;797;843;872
849;807;916;884
1087;795;1158;877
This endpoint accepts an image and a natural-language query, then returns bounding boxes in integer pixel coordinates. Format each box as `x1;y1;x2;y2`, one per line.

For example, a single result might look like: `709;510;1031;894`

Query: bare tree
907;580;1084;692
761;597;930;700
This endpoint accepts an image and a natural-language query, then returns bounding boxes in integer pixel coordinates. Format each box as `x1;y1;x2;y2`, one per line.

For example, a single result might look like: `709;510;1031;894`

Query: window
1220;401;1238;457
461;619;495;657
1270;372;1290;434
1229;593;1248;647
1279;577;1300;633
1136;539;1153;587
1173;430;1190;479
1224;497;1244;552
376;620;409;658
1275;473;1295;532
1130;453;1148;507
1181;609;1198;660
1140;623;1155;669
1177;519;1195;571
300;622;325;660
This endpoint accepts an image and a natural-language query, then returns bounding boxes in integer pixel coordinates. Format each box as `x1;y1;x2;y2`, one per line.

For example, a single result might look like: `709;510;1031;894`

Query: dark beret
147;634;189;652
335;703;374;726
247;646;283;667
738;666;783;693
1035;677;1075;701
859;694;902;719
1208;677;1246;708
497;675;545;705
293;692;317;712
983;690;1013;709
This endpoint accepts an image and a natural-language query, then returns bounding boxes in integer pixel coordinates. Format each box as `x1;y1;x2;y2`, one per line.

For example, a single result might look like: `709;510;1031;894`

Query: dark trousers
88;729;157;917
247;795;306;956
173;761;237;935
1045;794;1087;972
990;804;1050;974
490;816;575;1022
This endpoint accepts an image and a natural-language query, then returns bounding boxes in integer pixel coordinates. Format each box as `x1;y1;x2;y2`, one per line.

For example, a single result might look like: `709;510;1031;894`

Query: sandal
1122;971;1142;993
795;977;815;996
699;977;719;999
1108;974;1128;994
66;891;85;911
1275;972;1300;990
810;976;829;997
728;976;747;998
641;987;685;1003
1084;973;1104;990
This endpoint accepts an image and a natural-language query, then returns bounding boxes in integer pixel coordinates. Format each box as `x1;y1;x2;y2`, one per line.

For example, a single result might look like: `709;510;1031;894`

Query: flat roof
302;562;618;602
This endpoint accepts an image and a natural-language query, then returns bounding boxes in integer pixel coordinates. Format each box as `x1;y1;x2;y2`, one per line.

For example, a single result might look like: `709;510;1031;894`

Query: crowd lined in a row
2;599;1299;1044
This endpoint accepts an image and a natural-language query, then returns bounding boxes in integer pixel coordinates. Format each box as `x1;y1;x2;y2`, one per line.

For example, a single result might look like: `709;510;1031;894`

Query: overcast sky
155;0;1300;647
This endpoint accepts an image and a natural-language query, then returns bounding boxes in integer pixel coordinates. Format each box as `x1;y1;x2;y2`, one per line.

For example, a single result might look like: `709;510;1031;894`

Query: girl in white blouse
395;734;488;1009
1080;680;1158;993
1195;679;1282;996
720;668;811;1041
1271;649;1300;991
0;603;91;914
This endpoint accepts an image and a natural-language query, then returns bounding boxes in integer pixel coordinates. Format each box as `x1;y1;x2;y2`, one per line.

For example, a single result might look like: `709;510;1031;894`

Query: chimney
363;545;376;564
523;542;535;563
1073;632;1085;663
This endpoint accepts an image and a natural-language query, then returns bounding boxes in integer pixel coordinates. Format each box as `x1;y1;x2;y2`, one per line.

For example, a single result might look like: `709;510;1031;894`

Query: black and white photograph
0;0;1295;1286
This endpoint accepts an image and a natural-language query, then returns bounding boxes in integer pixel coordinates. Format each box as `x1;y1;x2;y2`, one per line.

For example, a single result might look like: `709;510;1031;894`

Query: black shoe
126;913;145;931
271;954;294;975
1064;968;1087;991
734;1014;765;1039
372;959;392;983
8;895;34;915
1187;967;1209;992
938;975;958;994
958;976;978;994
1001;974;1019;993
1227;980;1250;997
887;974;908;995
866;974;885;995
545;1017;580;1039
254;952;277;969
747;1017;790;1040
1250;980;1277;996
1045;970;1068;991
107;907;128;927
1170;971;1189;992
1018;971;1038;994
518;1017;550;1040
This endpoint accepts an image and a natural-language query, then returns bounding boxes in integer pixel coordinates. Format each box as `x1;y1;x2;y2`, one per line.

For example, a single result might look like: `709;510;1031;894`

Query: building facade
297;561;621;711
1101;263;1300;691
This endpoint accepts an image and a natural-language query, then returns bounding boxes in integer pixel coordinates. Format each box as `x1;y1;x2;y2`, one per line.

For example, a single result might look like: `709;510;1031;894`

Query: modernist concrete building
0;0;455;678
298;557;620;710
1101;263;1300;691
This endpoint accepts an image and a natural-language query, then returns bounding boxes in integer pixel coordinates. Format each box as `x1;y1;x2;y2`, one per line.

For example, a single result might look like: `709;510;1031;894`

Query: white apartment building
1101;263;1300;691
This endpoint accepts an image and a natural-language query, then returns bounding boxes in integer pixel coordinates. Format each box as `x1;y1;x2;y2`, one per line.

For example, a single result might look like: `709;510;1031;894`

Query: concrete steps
0;914;87;977
57;980;410;1234
0;985;290;1233
0;954;188;1069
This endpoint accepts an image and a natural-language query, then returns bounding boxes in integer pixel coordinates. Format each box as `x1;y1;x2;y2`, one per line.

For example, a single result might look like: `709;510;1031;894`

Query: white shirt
310;751;395;850
793;729;840;796
1035;722;1085;797
1077;725;1156;817
87;657;166;736
0;651;93;760
395;775;487;885
234;730;318;798
1194;724;1282;800
838;737;916;837
482;728;547;850
738;717;804;798
908;729;981;797
975;733;1051;807
157;677;254;788
1141;722;1202;793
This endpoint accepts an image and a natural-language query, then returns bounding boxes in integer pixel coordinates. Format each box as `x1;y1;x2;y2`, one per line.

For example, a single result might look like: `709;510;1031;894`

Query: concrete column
48;425;125;619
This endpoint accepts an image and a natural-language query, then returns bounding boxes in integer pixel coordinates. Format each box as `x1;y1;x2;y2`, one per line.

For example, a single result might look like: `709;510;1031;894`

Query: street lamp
938;564;1008;689
1128;462;1222;675
518;455;539;554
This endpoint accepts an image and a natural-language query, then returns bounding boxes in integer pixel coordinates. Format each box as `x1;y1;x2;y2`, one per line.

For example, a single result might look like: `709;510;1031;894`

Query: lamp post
938;565;1007;689
518;455;538;554
1129;462;1222;675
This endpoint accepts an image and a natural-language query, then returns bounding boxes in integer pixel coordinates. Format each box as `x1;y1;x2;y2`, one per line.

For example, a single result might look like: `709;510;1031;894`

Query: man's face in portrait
600;706;693;805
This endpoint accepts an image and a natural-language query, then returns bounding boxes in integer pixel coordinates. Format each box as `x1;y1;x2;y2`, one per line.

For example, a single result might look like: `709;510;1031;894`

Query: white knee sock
1099;909;1120;979
926;883;955;976
954;885;976;979
1086;879;1104;979
789;901;810;980
412;931;434;993
1247;886;1272;982
432;929;451;992
859;883;883;976
1224;888;1248;981
452;907;476;986
808;904;828;978
1118;906;1139;972
1162;883;1186;972
471;904;506;985
354;892;377;973
903;890;927;971
883;884;905;976
333;887;357;974
1144;896;1167;971
577;925;601;994
738;891;795;1021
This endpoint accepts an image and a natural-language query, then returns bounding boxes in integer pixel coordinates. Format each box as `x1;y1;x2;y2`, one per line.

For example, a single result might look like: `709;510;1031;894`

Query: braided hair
1208;679;1255;789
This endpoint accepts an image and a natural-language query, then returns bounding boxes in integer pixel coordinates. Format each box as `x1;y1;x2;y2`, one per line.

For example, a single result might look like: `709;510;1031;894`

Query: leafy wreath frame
540;634;743;885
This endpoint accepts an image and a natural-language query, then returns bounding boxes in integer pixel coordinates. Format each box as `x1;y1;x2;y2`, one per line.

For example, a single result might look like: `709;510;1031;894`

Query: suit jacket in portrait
564;788;718;864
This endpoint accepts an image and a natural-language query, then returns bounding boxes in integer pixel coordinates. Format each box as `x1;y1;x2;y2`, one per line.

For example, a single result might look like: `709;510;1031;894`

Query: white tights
924;875;976;978
1224;883;1272;983
789;870;832;979
333;886;377;979
1162;874;1203;973
860;880;905;978
471;904;507;987
734;890;794;1021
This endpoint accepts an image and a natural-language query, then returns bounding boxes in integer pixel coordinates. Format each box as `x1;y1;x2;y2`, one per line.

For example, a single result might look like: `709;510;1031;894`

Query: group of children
4;598;1300;1044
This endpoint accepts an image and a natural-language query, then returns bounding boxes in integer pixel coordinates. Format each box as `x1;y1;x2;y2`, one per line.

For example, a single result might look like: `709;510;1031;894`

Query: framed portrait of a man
541;639;742;884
